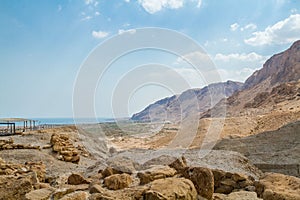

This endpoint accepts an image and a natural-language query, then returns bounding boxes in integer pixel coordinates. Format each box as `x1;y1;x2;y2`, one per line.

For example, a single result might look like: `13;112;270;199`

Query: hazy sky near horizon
0;0;300;118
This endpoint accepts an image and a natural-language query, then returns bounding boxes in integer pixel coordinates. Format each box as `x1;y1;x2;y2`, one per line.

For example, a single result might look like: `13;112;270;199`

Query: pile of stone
0;157;48;200
0;138;40;150
50;133;80;164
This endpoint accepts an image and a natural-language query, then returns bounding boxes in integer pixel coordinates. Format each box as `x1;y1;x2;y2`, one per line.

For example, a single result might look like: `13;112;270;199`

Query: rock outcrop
103;173;133;190
182;167;214;200
255;173;300;200
243;40;300;90
144;177;197;200
67;173;90;185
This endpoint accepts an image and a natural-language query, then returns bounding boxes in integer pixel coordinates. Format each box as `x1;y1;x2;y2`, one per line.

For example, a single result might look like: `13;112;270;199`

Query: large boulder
67;173;90;185
138;165;177;185
255;173;300;200
103;173;133;190
101;167;122;178
144;177;197;200
182;167;214;200
25;188;54;200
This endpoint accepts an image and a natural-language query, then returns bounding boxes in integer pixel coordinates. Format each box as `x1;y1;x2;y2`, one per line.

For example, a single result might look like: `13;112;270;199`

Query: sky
0;0;299;118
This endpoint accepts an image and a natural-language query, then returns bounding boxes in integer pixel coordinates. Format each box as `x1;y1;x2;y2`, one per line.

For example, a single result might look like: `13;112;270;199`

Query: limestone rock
50;133;80;164
26;162;46;182
212;169;254;195
144;177;197;200
104;173;133;190
59;191;89;200
52;188;75;200
213;191;262;200
168;156;187;173
106;156;141;174
256;173;300;200
68;173;90;185
25;188;54;200
182;167;214;200
101;167;122;178
0;173;35;200
89;184;105;194
138;165;176;185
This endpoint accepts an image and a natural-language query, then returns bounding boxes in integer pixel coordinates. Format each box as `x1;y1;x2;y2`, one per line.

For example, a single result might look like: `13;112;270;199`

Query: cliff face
131;81;243;122
244;40;300;90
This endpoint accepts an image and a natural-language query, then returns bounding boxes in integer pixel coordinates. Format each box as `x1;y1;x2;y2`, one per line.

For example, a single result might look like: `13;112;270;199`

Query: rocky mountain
202;40;300;118
131;81;243;122
243;40;300;90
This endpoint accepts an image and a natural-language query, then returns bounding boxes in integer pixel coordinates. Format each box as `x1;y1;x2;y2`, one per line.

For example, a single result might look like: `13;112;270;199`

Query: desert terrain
0;41;299;200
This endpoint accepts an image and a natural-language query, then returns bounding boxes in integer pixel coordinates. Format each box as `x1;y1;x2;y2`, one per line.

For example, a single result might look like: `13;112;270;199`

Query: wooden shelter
0;118;38;135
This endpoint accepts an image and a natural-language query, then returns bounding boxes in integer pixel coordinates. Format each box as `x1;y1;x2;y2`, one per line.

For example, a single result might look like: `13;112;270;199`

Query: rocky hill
202;40;300;118
131;81;243;122
243;40;300;90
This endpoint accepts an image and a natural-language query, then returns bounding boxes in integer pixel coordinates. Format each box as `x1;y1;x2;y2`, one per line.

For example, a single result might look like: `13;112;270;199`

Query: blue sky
0;0;299;118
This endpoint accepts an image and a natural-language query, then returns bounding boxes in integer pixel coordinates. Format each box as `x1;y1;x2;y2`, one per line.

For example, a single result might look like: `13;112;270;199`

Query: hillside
131;81;243;122
214;120;300;177
203;40;300;118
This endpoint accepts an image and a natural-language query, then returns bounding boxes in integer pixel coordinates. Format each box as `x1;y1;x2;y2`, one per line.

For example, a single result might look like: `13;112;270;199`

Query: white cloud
137;0;201;14
92;31;109;39
95;11;100;16
230;23;239;31
196;0;202;8
217;67;258;83
214;52;267;63
245;14;300;46
118;29;136;35
212;52;269;82
81;16;92;21
85;0;94;5
241;23;257;31
124;0;130;2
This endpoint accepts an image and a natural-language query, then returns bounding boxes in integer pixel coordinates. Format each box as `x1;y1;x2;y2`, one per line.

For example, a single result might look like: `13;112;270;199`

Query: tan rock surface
103;173;133;190
67;173;90;185
256;173;300;200
25;188;54;200
144;177;197;200
213;191;262;200
182;167;214;200
137;165;177;185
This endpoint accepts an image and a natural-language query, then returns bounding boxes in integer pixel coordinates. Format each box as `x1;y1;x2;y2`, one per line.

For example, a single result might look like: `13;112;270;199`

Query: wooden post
13;123;15;134
23;121;26;132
